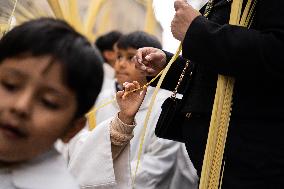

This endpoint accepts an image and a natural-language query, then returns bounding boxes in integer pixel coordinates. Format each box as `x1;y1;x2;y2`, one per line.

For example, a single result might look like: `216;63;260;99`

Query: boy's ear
103;50;116;65
60;117;86;143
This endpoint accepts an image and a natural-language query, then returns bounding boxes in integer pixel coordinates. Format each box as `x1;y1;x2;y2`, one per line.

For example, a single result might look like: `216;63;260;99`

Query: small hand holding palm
116;81;147;124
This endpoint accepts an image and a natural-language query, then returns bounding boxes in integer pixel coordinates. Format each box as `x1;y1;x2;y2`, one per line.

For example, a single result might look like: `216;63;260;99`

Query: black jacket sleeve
182;0;284;80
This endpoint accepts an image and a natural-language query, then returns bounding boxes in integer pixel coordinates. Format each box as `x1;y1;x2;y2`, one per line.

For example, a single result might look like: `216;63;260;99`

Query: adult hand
133;47;167;76
171;0;201;41
116;81;147;124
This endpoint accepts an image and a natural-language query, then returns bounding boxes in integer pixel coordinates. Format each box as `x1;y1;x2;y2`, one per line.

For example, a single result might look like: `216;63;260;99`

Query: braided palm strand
199;0;256;188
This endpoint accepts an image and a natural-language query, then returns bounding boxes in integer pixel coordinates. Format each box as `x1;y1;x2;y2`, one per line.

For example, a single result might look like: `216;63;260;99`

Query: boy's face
114;48;147;86
0;55;80;163
103;48;118;67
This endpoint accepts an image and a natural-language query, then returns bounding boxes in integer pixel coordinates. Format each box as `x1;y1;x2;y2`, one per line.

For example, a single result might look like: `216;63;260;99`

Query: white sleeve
131;111;182;189
132;138;181;189
67;118;132;189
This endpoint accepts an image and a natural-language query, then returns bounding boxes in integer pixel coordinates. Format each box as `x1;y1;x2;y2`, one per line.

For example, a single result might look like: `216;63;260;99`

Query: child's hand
116;81;147;124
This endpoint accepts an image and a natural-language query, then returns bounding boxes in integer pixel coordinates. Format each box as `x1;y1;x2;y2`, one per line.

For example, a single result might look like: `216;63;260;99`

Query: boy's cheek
0;128;60;162
0;136;31;162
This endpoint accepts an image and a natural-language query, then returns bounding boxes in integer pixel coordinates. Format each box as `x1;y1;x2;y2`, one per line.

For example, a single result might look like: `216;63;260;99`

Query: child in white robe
0;18;115;189
68;81;146;189
68;31;198;189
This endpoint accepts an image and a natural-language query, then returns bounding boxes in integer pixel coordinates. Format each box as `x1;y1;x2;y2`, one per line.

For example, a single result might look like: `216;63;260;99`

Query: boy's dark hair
95;30;122;53
0;18;104;118
116;31;162;50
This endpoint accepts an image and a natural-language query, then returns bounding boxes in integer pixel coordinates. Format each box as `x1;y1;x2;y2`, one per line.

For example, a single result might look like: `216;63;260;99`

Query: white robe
0;149;79;189
90;80;198;189
101;63;115;92
67;119;132;189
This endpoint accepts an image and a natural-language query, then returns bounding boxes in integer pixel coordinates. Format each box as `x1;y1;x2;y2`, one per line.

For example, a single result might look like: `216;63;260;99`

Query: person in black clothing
133;0;284;188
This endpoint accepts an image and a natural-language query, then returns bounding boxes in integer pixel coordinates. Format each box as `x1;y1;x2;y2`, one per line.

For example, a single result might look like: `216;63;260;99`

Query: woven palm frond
0;0;49;36
0;0;15;36
13;0;60;25
0;0;14;22
14;0;84;35
0;0;79;37
14;0;52;23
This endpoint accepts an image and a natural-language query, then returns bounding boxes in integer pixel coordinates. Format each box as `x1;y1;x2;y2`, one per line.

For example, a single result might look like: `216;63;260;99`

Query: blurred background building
78;0;163;42
0;0;207;52
0;0;162;42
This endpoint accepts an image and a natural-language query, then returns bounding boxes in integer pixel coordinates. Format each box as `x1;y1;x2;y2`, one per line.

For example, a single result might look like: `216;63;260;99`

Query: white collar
188;0;209;10
10;149;79;189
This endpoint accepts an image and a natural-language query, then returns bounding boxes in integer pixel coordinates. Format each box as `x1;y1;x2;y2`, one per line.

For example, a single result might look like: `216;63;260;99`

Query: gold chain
171;60;192;98
171;0;215;99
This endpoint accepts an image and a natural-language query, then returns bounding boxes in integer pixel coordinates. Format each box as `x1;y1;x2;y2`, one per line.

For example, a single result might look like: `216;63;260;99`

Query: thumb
140;86;147;98
134;49;143;64
116;91;124;99
137;86;147;105
145;52;165;62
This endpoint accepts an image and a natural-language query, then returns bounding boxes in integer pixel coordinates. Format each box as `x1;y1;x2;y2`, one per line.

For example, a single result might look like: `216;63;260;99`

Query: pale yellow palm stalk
199;0;255;188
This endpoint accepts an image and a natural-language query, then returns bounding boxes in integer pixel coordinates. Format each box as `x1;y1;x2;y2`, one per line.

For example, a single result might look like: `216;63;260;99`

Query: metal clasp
185;113;192;118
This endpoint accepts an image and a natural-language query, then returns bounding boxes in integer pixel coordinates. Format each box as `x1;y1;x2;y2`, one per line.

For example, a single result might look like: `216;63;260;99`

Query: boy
0;18;114;189
95;30;122;91
70;31;198;189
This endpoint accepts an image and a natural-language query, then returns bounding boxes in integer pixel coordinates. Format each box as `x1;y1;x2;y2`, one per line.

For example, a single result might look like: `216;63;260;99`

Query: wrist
118;112;135;125
110;114;135;146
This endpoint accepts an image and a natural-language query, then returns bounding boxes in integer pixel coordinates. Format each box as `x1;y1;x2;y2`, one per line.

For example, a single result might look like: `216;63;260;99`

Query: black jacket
154;0;284;188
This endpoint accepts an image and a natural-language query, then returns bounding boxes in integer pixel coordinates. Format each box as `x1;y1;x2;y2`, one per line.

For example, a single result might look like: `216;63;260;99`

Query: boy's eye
41;98;60;110
127;56;134;62
117;55;122;60
1;80;20;92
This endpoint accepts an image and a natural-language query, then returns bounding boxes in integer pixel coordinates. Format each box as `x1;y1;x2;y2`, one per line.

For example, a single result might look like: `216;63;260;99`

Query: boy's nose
117;59;127;67
11;90;33;119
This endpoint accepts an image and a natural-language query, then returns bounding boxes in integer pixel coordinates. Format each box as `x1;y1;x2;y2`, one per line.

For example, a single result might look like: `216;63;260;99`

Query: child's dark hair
95;30;122;52
0;18;104;118
116;31;162;50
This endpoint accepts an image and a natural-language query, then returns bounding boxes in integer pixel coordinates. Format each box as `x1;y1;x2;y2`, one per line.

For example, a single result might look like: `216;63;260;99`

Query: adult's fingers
145;52;164;62
134;60;147;71
174;0;187;11
133;48;152;71
146;67;156;75
134;48;144;64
